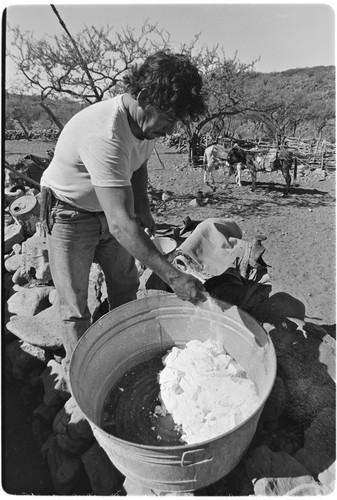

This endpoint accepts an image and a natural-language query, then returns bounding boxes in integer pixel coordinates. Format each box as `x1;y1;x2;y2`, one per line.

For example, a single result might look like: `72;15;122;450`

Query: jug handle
181;448;213;467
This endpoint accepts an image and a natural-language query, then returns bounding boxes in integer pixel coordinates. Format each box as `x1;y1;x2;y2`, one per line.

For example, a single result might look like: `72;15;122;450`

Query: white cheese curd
157;339;260;444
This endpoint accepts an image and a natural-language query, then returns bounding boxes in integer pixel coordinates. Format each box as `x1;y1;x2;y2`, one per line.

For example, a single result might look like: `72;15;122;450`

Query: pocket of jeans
52;207;90;223
52;207;75;220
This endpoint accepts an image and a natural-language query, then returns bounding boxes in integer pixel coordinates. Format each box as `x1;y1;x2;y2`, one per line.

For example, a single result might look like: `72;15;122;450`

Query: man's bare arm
94;185;205;303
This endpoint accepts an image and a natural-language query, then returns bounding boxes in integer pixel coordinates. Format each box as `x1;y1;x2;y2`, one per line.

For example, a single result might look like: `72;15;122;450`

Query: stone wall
3;186;336;495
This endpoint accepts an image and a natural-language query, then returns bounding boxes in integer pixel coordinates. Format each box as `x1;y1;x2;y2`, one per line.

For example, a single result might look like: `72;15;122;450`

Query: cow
203;144;229;188
227;144;297;195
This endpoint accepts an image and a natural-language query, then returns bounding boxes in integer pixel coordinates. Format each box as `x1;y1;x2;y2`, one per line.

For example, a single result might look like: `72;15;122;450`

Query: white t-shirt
41;94;155;212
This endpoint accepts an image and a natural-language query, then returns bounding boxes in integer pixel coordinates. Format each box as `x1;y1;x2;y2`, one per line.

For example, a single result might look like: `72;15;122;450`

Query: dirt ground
148;143;336;326
3;139;336;494
4;138;336;325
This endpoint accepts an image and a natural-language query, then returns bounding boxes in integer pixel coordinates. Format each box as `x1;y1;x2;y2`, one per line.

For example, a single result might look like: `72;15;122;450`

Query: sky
3;1;336;90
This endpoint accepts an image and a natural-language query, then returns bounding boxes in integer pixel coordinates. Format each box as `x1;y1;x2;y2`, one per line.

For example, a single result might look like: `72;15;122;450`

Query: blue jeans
47;206;139;363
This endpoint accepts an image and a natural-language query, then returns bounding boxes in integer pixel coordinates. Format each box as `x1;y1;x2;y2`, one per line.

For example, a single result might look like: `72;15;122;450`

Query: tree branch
50;4;101;101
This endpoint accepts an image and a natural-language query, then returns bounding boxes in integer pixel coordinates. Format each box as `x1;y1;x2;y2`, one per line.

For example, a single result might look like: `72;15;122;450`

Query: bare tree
181;45;260;163
6;96;41;139
7;5;171;129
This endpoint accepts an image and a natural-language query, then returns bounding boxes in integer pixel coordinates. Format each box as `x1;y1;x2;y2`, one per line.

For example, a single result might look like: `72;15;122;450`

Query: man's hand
169;271;207;305
136;210;156;237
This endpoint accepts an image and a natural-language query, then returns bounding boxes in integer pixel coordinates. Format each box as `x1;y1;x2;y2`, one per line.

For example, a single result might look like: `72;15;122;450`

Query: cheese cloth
174;218;247;278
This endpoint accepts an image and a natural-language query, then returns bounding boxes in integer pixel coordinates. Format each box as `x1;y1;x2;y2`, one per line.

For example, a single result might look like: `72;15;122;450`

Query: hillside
4;65;335;142
265;66;335;95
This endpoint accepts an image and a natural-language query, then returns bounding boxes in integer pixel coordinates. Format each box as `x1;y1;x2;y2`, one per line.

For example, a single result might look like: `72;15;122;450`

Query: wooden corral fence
199;135;336;171
163;132;335;171
280;137;336;171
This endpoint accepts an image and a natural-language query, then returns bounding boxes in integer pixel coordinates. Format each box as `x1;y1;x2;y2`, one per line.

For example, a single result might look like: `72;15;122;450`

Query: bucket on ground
9;194;40;237
69;293;276;493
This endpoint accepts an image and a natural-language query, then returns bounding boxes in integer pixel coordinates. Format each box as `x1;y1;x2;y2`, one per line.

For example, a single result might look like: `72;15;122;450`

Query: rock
53;397;94;455
318;462;335;494
12;266;29;286
32;400;60;448
34;402;63;425
5;339;51;379
4;253;22;273
7;286;54;316
260;376;286;423
12;284;24;292
18;368;45;408
49;266;107;315
3;272;16;301
56;433;93;456
12;243;22;254
254;477;323;496
32;416;53;448
188;198;200;206
3;301;17;343
42;435;85;495
20;232;52;283
88;263;105;317
5;253;23;273
89;262;103;288
49;288;57;304
64;397;93;442
4;211;15;226
245;445;318;495
294;407;336;477
82;442;124;495
6;303;64;349
123;477;179;496
4;222;25;254
41;360;71;407
162;191;171;201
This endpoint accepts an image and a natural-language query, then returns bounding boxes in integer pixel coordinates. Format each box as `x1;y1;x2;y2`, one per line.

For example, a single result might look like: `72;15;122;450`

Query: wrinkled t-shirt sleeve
79;135;131;187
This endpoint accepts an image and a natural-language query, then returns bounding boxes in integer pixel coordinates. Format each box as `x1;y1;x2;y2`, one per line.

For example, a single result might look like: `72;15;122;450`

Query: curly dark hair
123;51;206;121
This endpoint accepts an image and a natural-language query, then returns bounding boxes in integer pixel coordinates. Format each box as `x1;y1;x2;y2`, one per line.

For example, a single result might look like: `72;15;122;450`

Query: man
40;51;207;368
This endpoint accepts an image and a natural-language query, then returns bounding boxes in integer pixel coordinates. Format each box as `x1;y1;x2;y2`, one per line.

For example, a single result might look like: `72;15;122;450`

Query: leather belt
52;196;103;214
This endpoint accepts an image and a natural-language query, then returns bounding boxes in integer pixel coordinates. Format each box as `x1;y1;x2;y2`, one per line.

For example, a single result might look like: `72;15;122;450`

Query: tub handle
181;448;213;467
